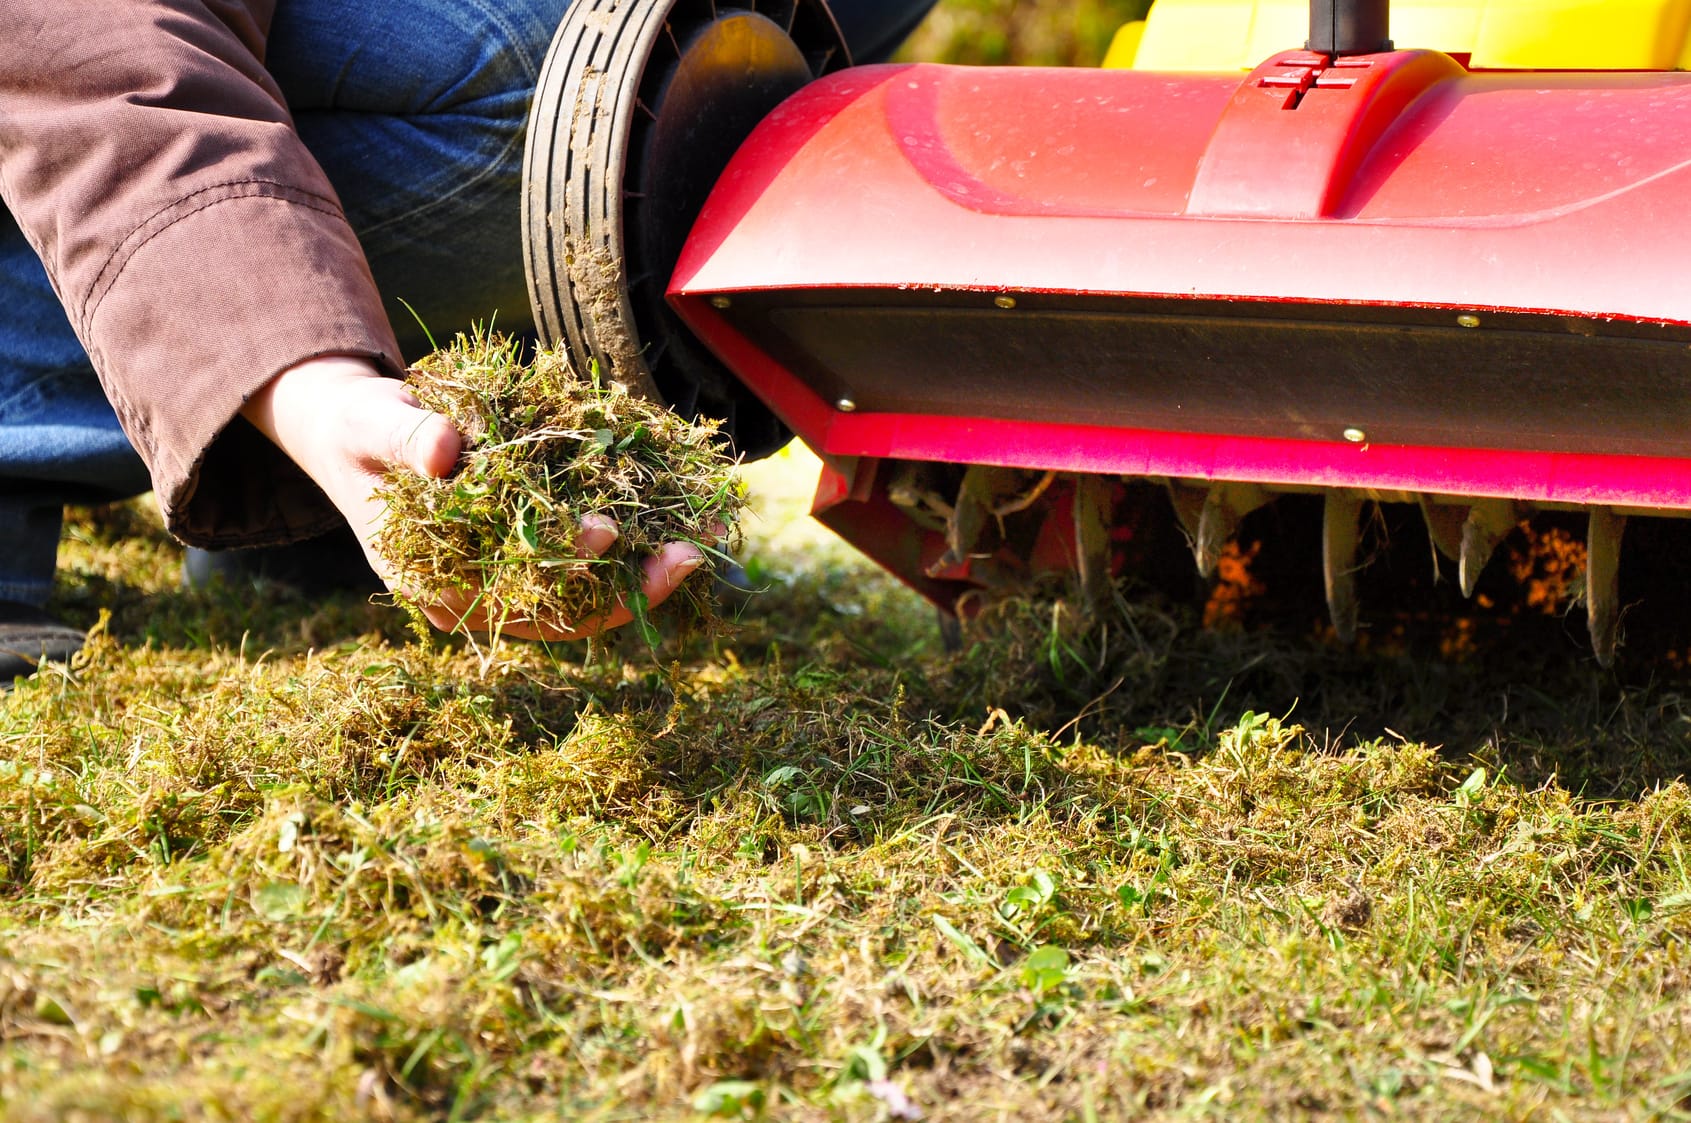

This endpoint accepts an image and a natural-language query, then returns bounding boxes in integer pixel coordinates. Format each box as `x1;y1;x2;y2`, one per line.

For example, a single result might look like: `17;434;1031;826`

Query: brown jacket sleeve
0;0;404;547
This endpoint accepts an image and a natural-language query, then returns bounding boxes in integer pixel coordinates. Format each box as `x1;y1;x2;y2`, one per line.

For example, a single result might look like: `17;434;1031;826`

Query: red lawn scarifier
523;0;1691;663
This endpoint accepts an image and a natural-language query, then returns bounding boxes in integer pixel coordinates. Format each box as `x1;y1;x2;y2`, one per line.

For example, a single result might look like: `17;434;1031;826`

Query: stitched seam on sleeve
79;180;347;334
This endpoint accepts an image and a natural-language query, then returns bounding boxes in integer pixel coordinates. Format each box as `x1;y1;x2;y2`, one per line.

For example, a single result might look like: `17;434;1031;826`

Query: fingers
376;393;459;480
576;514;618;558
540;543;702;638
410;538;708;643
638;542;706;609
571;543;705;635
400;411;461;479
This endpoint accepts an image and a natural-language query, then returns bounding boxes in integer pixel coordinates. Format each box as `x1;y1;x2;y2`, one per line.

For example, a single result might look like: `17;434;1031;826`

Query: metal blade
928;464;1065;578
1165;483;1207;561
1324;491;1364;643
887;461;953;532
935;464;1004;570
1199;483;1269;579
1073;474;1114;606
1418;497;1466;578
1459;499;1517;598
1586;507;1626;667
1167;481;1270;578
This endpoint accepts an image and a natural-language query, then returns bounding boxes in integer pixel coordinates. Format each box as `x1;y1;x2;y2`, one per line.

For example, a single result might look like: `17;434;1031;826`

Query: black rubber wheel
522;0;849;460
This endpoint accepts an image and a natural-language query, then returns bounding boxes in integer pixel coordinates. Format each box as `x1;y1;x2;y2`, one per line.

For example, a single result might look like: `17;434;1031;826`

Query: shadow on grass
40;493;1691;838
54;569;413;657
53;499;416;657
693;553;1691;819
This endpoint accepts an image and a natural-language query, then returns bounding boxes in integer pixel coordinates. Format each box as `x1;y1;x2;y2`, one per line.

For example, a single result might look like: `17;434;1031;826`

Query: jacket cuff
83;185;405;548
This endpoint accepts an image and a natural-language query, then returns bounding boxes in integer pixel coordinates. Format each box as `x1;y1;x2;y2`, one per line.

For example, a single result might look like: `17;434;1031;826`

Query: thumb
390;406;462;479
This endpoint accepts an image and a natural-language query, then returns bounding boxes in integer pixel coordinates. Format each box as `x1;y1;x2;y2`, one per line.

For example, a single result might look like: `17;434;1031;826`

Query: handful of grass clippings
374;331;745;644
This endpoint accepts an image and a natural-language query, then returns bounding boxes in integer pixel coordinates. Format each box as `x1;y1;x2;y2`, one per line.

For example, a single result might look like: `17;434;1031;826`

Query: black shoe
181;524;384;597
0;600;85;682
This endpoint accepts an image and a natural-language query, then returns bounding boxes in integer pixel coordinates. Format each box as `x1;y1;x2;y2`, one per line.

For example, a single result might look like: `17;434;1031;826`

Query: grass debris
16;457;1691;1121
375;332;745;641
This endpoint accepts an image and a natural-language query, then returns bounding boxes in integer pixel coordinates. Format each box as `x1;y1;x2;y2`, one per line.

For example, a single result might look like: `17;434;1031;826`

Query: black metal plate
725;289;1691;457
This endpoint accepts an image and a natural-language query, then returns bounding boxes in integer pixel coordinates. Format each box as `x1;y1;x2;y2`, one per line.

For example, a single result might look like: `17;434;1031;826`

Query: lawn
7;2;1691;1119
7;438;1691;1120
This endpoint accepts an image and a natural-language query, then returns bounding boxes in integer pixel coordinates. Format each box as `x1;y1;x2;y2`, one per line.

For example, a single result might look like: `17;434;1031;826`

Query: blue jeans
0;0;932;606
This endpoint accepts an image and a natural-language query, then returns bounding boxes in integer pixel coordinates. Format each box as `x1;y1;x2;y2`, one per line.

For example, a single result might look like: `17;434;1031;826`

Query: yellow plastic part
1110;0;1691;71
1102;19;1145;68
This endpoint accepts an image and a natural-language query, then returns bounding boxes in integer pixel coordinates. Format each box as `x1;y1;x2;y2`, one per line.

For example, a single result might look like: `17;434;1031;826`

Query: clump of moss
375;332;744;642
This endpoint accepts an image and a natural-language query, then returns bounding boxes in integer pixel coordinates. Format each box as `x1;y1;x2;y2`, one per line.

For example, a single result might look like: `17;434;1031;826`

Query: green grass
899;0;1151;66
7;440;1691;1121
7;6;1691;1117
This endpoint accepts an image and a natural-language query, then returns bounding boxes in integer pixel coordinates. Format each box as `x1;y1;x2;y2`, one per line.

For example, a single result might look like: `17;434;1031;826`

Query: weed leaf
933;915;995;970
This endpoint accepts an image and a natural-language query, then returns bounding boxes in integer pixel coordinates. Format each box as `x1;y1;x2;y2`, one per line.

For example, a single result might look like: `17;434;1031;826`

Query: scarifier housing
526;0;1691;662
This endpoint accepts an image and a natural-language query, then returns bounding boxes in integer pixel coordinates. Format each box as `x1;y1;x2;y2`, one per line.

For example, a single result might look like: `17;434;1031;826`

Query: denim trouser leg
266;0;934;361
0;217;152;606
0;0;936;606
267;0;575;362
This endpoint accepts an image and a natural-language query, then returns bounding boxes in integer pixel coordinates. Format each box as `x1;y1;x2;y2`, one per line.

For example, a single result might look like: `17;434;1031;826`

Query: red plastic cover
670;56;1691;511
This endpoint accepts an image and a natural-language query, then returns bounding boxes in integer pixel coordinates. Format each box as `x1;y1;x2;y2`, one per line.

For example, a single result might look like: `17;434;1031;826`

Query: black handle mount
1307;0;1391;54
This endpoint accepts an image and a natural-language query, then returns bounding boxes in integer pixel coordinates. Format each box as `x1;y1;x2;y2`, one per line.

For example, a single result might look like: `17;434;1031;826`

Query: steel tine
1586;507;1626;667
1324;491;1364;644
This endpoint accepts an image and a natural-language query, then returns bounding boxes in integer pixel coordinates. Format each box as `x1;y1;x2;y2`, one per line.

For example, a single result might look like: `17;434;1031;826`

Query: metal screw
709;295;732;310
836;397;857;413
1456;313;1480;328
1342;427;1367;443
994;295;1017;310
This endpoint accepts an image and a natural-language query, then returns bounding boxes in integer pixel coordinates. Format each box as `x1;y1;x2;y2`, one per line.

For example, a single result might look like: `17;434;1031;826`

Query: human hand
239;355;704;639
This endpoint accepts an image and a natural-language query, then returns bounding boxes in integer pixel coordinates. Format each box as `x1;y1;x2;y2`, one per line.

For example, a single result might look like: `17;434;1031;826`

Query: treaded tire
522;0;848;460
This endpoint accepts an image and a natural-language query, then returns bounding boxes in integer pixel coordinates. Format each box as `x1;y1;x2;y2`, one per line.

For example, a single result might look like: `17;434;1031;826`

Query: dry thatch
374;332;745;643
